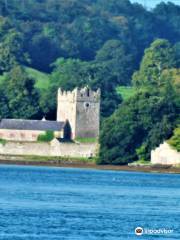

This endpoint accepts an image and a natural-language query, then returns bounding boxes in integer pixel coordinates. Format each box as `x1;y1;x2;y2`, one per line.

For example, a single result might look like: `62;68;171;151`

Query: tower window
84;102;90;108
87;88;90;97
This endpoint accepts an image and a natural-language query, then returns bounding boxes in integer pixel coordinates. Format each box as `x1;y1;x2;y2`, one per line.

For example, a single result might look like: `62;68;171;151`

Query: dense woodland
0;0;179;163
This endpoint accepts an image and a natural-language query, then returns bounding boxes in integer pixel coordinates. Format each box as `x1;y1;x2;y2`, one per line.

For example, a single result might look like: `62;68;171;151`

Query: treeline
99;39;180;164
0;0;179;163
0;0;179;72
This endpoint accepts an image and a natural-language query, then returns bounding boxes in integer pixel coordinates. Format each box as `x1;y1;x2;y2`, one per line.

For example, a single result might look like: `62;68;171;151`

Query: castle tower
57;87;100;139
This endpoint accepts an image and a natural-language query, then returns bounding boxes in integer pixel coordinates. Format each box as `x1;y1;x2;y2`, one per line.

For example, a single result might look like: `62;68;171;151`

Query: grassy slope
117;86;136;101
25;67;50;90
0;67;50;90
0;67;136;102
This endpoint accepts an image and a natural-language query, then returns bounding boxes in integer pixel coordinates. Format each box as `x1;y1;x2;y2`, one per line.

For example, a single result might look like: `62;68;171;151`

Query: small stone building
0;119;65;142
0;87;100;143
151;142;180;165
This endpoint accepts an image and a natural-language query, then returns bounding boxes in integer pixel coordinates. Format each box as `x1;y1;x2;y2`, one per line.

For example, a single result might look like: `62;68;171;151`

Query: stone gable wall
151;142;180;165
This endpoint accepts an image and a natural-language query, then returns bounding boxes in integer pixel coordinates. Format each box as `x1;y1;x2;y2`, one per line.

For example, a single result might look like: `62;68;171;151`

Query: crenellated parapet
58;88;77;102
58;87;100;103
76;87;101;102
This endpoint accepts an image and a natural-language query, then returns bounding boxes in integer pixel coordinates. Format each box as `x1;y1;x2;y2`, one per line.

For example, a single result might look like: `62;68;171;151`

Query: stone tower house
57;87;100;139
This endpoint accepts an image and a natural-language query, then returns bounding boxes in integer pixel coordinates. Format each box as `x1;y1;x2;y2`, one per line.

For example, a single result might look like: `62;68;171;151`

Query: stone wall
0;129;44;142
0;129;62;142
0;139;98;158
151;142;180;165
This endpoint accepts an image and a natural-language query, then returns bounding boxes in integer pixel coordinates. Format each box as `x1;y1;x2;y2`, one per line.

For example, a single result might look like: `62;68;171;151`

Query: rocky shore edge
0;155;179;174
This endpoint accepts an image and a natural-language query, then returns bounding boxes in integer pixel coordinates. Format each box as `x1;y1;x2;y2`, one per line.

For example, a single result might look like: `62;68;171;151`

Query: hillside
25;67;50;90
0;0;179;164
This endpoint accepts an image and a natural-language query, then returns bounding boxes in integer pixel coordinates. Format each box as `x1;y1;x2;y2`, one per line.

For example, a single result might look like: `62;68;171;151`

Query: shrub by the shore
37;131;54;142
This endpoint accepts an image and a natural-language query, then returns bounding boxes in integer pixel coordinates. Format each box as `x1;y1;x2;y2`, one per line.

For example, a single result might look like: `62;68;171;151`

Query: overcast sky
130;0;180;8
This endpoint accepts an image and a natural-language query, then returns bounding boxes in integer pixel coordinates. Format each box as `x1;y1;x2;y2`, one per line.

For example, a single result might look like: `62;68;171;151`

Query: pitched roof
0;119;65;131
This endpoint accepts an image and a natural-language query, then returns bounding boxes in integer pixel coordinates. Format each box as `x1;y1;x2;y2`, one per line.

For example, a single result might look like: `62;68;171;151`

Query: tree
0;88;9;118
27;33;60;72
50;58;89;90
39;58;89;118
95;39;133;85
88;62;122;117
174;42;180;68
0;17;26;73
42;58;122;118
2;65;40;119
168;127;180;152
99;91;177;164
132;39;176;88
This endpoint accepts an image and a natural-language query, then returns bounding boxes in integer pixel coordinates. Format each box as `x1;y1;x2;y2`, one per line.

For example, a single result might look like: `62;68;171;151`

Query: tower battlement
57;87;100;139
58;87;100;102
58;88;76;102
76;87;100;102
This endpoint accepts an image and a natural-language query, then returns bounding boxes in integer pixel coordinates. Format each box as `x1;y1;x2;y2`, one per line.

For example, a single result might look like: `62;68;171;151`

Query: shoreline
0;157;179;174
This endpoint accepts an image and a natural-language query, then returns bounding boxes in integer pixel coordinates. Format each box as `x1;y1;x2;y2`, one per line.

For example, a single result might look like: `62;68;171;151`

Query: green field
0;67;136;101
0;66;50;91
117;86;136;101
25;67;50;90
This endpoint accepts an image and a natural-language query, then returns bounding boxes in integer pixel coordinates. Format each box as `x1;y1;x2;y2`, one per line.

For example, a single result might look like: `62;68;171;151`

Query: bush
136;144;147;162
99;92;177;165
0;138;6;145
37;131;54;142
168;127;180;151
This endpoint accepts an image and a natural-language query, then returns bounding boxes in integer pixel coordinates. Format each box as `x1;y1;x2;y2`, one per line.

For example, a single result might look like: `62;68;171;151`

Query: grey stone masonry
57;87;100;139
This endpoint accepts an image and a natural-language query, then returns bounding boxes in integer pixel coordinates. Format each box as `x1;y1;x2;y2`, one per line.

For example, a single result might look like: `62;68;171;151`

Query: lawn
117;86;136;101
0;66;50;91
25;67;50;90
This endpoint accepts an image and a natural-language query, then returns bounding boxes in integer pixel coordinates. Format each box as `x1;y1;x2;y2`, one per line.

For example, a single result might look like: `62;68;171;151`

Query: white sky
130;0;180;8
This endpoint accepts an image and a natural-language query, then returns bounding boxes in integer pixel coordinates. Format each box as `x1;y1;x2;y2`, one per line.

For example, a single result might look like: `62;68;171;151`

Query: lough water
0;165;179;240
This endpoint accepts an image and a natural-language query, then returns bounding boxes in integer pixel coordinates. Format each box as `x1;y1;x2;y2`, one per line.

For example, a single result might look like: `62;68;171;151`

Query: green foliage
95;39;133;85
99;91;177;164
99;38;179;164
0;17;26;73
136;144;146;162
0;0;179;73
132;39;176;88
25;67;50;90
0;0;179;161
117;86;136;101
168;127;180;152
174;42;180;68
43;58;122;118
37;131;54;142
0;65;40;119
0;0;179;120
75;138;97;143
0;138;7;145
18;155;95;163
50;58;89;90
0;87;9;119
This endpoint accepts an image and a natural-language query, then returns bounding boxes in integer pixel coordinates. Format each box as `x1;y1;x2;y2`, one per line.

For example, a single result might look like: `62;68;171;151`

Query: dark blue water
0;165;179;240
